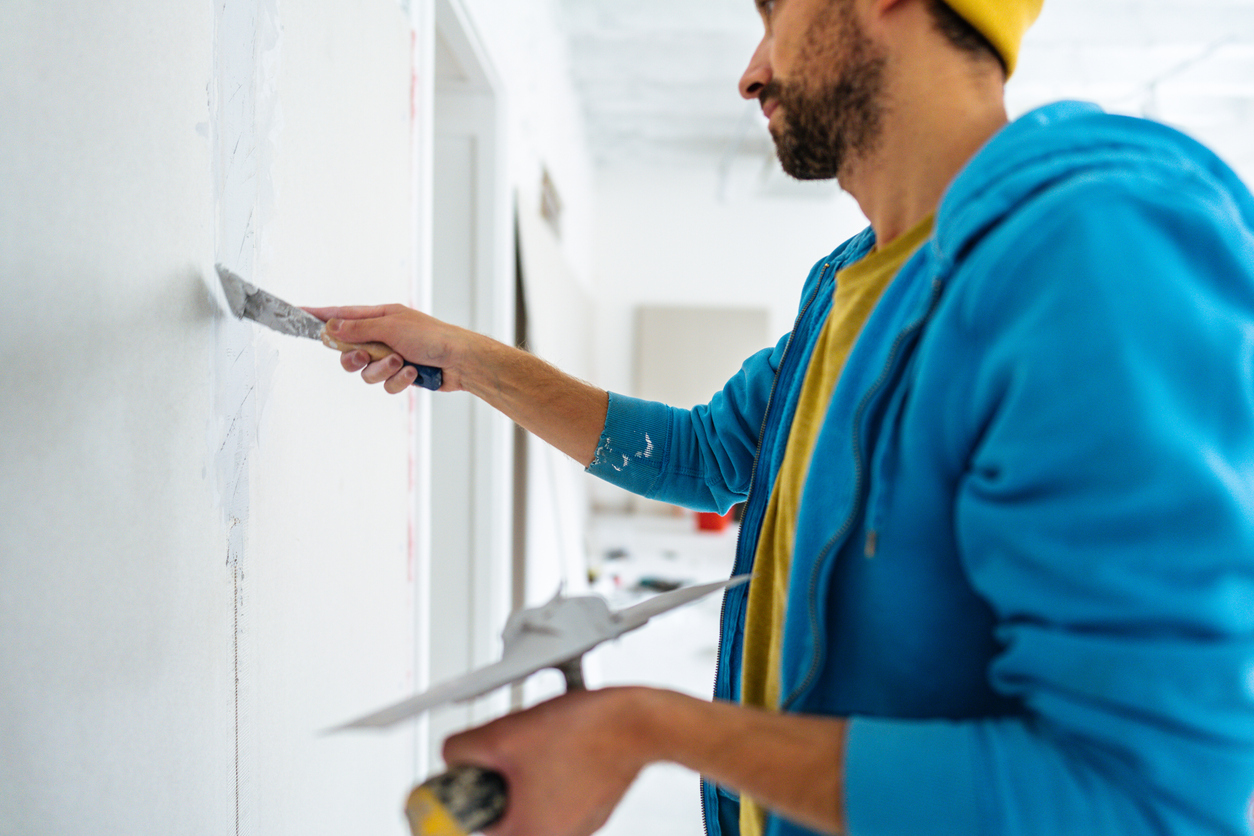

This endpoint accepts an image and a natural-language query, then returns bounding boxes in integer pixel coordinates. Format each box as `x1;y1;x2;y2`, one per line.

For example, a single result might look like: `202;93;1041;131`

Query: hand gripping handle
404;659;587;835
320;332;443;390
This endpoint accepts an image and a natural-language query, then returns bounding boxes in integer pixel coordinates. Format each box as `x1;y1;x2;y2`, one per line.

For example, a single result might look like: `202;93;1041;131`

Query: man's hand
441;686;850;836
443;688;653;836
304;304;470;395
303;302;609;466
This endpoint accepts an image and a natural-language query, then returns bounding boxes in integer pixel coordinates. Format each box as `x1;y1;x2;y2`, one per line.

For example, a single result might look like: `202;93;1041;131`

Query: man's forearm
442;686;848;836
457;334;608;468
631;689;849;836
312;305;609;466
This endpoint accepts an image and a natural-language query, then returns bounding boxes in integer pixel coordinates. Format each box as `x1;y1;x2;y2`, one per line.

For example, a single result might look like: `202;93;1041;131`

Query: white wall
1;1;423;832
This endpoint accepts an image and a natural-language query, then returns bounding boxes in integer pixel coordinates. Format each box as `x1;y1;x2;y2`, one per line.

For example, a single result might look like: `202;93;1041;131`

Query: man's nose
739;36;772;100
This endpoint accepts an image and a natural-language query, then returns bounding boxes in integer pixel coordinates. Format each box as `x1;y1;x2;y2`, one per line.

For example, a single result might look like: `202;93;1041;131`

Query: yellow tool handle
407;660;585;834
319;332;400;362
405;765;508;836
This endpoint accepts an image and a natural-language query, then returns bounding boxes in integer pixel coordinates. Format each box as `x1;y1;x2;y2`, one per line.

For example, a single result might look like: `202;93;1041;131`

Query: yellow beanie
942;0;1044;76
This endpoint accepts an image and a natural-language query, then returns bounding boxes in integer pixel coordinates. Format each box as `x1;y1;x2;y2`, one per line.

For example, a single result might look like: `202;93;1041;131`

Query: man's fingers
384;366;417;394
308;302;456;395
340;349;371;373
347;350;414;395
442;722;504;770
361;353;404;386
325;316;390;347
303;304;392;322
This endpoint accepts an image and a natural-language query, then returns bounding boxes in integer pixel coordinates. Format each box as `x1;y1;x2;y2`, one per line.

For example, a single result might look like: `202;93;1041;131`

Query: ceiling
558;0;1254;180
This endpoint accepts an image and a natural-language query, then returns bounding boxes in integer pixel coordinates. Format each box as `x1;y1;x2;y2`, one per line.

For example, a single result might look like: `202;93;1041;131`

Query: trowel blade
612;574;751;633
216;264;325;341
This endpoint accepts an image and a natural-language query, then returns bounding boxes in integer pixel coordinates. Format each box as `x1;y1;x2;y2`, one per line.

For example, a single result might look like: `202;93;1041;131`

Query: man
309;0;1254;833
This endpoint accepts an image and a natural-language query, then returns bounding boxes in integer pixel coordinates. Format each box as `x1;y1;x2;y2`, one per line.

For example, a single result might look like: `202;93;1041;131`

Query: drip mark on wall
210;0;281;833
232;540;241;836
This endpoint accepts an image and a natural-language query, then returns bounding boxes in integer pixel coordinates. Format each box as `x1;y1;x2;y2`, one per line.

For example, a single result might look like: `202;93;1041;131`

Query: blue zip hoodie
588;101;1254;835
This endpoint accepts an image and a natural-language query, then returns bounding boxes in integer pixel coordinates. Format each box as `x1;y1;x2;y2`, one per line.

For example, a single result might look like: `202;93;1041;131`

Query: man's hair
926;0;1007;76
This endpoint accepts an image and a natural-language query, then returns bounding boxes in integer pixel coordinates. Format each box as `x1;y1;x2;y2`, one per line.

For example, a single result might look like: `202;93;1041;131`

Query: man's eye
757;0;776;17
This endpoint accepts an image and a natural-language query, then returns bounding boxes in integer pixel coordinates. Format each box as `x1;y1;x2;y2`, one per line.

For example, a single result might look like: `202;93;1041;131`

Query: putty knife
216;264;442;390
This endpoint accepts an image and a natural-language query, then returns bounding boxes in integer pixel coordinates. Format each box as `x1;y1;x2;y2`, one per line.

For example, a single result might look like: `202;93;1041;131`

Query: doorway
427;0;513;770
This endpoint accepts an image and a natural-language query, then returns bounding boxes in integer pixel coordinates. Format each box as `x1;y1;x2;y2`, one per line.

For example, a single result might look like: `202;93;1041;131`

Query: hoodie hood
935;101;1254;269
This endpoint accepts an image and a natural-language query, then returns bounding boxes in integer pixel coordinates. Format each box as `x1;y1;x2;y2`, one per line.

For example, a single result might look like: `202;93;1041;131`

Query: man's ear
860;0;915;38
864;0;915;29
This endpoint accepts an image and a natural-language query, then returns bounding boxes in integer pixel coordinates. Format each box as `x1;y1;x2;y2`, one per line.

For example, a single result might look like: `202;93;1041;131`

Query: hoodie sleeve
585;332;789;514
841;175;1254;834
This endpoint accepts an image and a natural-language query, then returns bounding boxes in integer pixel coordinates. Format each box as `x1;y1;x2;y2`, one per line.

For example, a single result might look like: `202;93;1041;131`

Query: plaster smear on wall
209;0;282;831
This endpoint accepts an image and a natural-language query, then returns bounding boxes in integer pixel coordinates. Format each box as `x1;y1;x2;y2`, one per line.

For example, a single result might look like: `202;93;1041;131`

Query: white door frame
423;0;514;768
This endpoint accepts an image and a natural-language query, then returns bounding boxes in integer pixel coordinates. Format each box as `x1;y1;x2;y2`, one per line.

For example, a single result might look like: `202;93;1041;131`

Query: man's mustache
758;79;782;108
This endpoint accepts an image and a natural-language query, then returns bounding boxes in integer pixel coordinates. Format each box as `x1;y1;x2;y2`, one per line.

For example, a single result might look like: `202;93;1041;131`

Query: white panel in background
635;305;771;409
428;128;481;766
626;304;770;515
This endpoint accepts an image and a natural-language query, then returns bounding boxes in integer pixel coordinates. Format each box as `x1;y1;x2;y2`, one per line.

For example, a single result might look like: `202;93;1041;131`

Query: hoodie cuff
585;391;671;498
845;717;983;835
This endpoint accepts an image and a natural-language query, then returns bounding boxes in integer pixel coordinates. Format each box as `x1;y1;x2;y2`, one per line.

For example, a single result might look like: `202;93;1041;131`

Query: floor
582;511;742;836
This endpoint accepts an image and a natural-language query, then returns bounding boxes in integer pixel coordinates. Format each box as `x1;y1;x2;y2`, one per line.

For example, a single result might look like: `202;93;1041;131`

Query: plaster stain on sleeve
591;434;615;470
634;432;654;460
592;430;656;473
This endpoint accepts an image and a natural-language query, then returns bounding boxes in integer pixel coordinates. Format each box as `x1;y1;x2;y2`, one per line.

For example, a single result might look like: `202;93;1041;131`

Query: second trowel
216;264;442;390
336;574;750;836
332;574;750;730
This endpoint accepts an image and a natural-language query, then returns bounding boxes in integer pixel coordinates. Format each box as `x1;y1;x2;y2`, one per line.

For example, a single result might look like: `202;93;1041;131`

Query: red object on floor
695;510;733;532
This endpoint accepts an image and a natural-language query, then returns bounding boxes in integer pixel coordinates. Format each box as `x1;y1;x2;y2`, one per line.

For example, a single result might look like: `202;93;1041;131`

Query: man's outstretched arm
441;686;849;836
305;304;609;467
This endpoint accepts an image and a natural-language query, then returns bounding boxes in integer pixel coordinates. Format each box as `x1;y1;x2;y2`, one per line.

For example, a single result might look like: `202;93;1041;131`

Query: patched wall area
0;1;421;832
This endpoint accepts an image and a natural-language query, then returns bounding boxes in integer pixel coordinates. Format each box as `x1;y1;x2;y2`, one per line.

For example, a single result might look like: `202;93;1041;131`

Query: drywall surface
1;1;420;833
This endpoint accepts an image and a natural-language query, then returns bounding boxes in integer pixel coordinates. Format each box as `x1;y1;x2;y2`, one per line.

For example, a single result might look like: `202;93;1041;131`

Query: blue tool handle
406;362;443;390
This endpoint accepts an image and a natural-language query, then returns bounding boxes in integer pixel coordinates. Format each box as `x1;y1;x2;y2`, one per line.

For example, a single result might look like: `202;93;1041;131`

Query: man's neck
842;53;1009;245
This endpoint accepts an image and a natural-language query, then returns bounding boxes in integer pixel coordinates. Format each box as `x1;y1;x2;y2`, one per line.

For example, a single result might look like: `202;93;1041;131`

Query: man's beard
762;5;887;181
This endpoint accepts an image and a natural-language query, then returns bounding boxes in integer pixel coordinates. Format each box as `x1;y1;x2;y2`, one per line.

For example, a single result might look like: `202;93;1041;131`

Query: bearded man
310;0;1254;834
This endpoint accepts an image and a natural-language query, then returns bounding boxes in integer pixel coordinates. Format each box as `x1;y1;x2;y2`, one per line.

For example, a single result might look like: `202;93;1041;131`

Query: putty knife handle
320;333;443;391
401;362;444;391
407;661;586;835
406;765;508;836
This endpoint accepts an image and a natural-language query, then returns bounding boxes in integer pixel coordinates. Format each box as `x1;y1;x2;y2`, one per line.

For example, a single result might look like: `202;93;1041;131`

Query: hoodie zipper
700;268;830;836
781;276;945;711
863;277;944;557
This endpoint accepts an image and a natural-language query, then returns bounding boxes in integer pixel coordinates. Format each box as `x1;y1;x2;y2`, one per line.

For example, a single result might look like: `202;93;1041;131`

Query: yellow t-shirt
738;215;934;836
